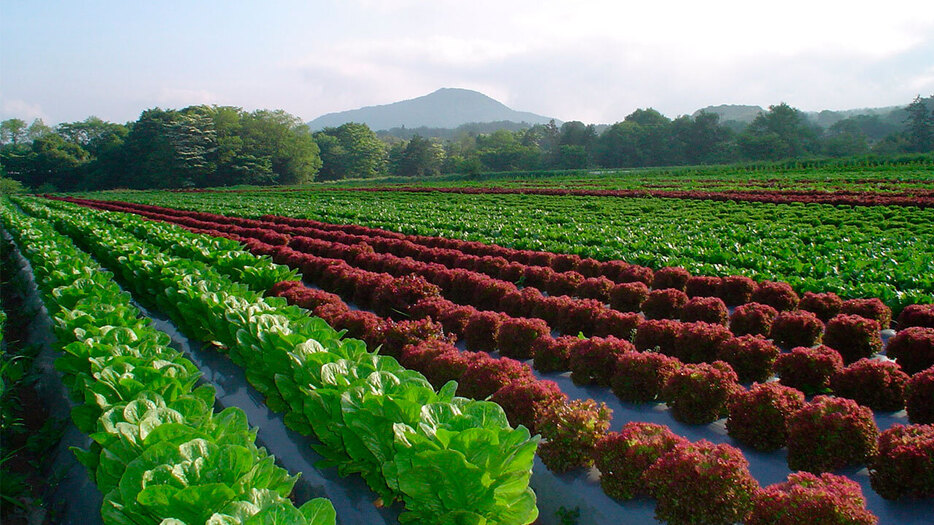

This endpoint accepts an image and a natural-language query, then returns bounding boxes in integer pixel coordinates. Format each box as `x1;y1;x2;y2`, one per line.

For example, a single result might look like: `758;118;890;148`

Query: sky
2;0;934;126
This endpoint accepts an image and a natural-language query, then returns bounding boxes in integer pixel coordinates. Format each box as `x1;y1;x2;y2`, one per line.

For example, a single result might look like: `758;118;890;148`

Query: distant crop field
8;162;930;524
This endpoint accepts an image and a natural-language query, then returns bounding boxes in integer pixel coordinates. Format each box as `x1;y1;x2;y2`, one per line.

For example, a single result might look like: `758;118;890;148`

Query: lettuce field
2;164;933;524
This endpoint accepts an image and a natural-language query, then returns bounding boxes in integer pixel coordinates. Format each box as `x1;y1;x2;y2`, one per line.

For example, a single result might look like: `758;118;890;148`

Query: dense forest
1;97;932;191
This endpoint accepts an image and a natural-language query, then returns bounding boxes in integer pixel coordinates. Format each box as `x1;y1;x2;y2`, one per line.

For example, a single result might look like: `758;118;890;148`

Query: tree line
2;97;932;191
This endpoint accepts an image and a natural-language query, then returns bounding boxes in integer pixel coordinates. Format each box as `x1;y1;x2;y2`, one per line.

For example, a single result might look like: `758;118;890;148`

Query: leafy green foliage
9;196;539;525
0;199;334;525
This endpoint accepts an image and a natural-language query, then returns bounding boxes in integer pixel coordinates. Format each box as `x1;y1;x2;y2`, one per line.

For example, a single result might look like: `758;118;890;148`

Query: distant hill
692;105;765;124
308;88;557;131
692;101;925;131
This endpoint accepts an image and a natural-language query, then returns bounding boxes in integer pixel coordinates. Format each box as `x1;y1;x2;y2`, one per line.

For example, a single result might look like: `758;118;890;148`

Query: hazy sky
2;1;933;125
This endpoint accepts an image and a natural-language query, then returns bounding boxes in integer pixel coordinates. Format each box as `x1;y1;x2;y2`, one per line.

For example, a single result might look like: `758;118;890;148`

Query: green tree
26;119;53;141
905;95;934;153
822;119;870;157
119;108;218;188
240;109;321;184
313;122;387;180
670;112;734;165
738;103;820;160
594;121;641;168
0;119;28;145
476;129;540;171
23;133;90;191
395;135;443;177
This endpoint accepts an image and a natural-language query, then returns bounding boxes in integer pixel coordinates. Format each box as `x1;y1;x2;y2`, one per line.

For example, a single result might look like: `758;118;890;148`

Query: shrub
661;361;741;424
532;335;577;373
751;280;800;311
569;336;635;386
537;399;612;473
490;379;567;434
611;352;683;403
730;302;779;337
896;304;934;329
644;440;759;525
633;319;681;356
458;355;535;400
652;266;690;291
462;310;505;352
885;326;934;375
593;423;688;500
775;345;844;395
786;395;879;473
870;424;934;500
841;298;892;329
718;275;758;306
823;314;883;364
681;296;729;325
748;472;877;525
674;321;733;364
685;275;723;298
717;335;780;383
770;310;824;349
496;316;550;360
591;309;641;340
830;358;909;411
608;281;649;312
798;291;844;323
726;382;806;451
641;288;688;320
575;276;615;303
906;367;934;424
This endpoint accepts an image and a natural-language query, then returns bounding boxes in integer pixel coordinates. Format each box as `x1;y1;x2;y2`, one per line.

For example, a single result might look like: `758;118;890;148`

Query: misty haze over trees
1;96;932;191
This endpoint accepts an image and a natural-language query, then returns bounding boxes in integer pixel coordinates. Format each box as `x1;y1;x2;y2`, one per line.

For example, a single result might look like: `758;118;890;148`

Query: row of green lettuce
79;189;934;312
13;196;540;525
0;199;336;525
392;163;934;193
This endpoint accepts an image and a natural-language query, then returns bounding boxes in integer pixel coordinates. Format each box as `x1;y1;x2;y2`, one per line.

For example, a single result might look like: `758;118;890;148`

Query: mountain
692;102;918;131
308;88;557;131
692;105;765;124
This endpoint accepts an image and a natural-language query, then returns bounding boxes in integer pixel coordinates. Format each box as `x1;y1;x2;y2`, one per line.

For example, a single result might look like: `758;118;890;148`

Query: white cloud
0;95;50;122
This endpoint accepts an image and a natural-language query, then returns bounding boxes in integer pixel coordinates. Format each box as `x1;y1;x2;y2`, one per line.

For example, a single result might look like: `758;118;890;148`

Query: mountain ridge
308;88;557;131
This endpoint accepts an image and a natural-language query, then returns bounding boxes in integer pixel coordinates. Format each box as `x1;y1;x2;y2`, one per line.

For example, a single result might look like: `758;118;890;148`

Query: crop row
54;196;934;338
50;197;934;500
13;197;540;525
267;280;923;525
78;188;934;312
340;185;934;208
0;200;337;525
54;198;934;398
